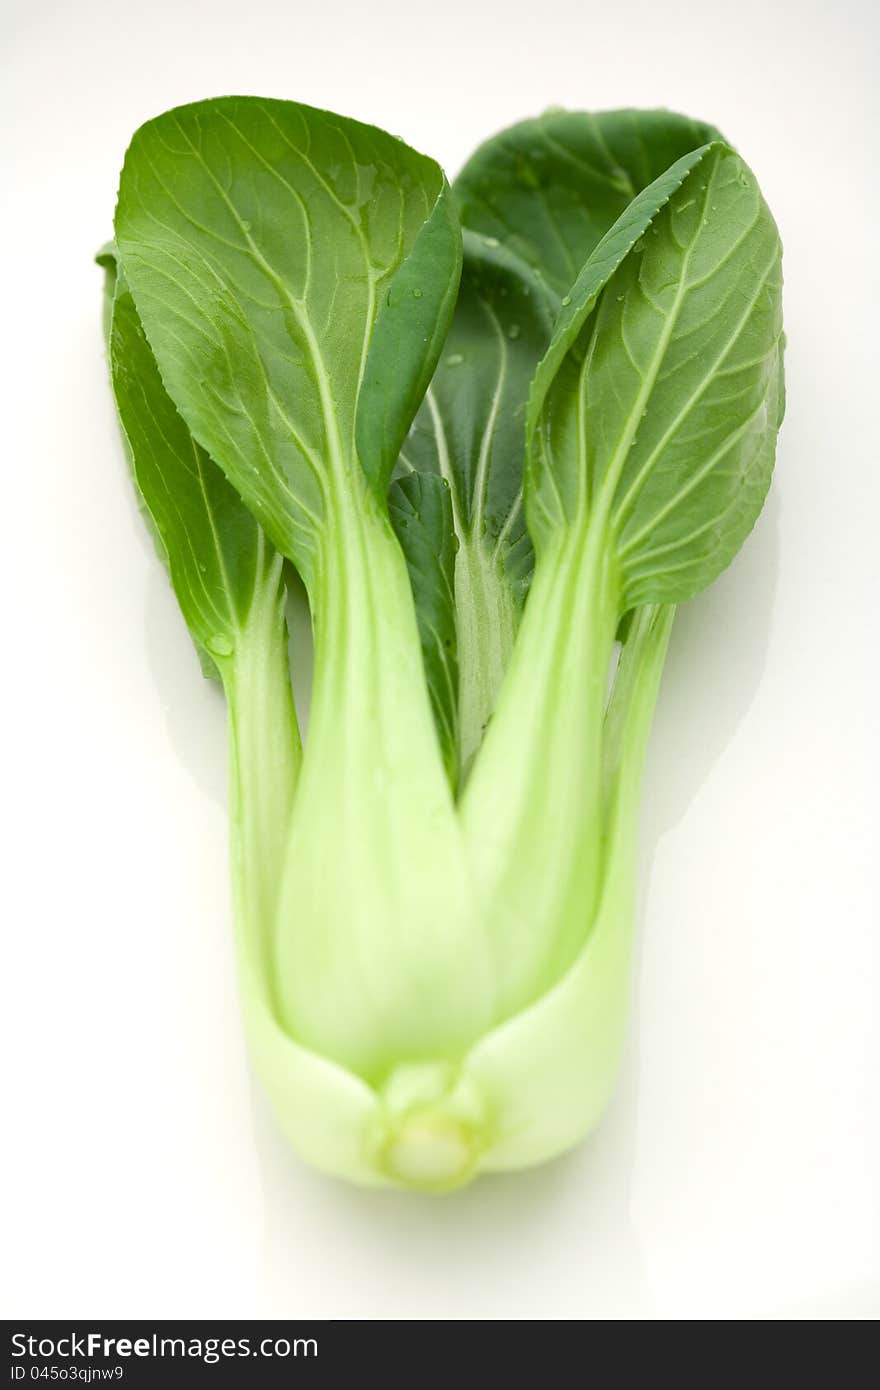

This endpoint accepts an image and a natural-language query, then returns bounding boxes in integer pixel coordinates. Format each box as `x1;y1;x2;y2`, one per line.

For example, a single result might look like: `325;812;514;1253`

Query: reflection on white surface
252;1044;649;1319
648;492;778;837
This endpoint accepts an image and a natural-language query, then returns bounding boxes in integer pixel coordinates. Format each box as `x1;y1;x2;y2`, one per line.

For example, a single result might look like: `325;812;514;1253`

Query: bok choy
100;98;784;1191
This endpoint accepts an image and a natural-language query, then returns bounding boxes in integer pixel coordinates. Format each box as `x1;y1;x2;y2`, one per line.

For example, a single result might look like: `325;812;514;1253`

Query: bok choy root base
99;99;784;1192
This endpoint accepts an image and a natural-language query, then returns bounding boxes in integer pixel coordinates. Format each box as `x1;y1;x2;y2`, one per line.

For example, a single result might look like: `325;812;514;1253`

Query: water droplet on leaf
445;353;464;367
207;634;234;657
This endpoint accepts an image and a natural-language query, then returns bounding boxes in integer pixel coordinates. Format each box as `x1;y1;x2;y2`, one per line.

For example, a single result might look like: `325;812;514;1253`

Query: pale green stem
461;601;676;1175
603;603;676;838
460;520;621;1020
273;478;494;1082
454;534;519;784
223;557;301;996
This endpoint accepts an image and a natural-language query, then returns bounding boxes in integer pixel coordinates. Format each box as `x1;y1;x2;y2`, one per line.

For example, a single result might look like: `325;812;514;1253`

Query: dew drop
445;353;464;367
616;294;625;302
412;288;423;299
561;294;572;306
241;220;252;232
207;634;234;657
484;236;500;248
508;323;521;339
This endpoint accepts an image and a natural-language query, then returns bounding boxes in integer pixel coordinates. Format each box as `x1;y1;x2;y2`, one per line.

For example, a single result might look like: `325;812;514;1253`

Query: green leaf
397;234;555;775
113;95;461;588
455;107;722;300
103;245;388;1188
527;142;784;603
399;111;723;777
400;234;553;595
114;96;495;1084
101;247;280;679
457;141;783;1025
356;183;462;497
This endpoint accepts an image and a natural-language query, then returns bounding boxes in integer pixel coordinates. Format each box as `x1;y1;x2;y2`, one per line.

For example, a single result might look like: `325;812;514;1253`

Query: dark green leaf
101;248;275;678
114;96;461;589
388;472;459;783
455;107;722;299
400;110;722;773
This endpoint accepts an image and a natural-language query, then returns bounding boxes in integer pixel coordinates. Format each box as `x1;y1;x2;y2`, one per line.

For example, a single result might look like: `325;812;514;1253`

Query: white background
3;0;877;1320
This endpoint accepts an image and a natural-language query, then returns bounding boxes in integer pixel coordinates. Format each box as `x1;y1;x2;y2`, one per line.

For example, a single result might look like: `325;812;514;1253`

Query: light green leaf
527;142;784;602
114;95;461;587
458;141;783;1023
